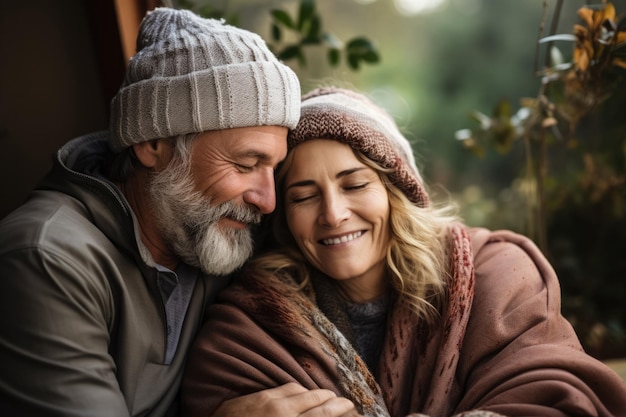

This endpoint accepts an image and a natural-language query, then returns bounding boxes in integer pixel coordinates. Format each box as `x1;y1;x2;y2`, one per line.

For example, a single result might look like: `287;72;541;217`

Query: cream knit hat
109;8;301;152
288;87;429;207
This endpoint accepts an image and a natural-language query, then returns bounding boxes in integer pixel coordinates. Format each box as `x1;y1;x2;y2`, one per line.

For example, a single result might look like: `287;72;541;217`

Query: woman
182;87;626;417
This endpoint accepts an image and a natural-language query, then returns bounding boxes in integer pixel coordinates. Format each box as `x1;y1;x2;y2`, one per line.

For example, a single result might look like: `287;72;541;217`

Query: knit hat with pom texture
109;7;301;152
288;87;429;207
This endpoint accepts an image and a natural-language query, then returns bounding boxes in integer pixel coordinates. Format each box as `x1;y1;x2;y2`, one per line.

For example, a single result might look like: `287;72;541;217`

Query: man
0;8;356;417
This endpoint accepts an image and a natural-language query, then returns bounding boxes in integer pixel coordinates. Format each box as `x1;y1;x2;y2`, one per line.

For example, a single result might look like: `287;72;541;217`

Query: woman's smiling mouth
320;231;363;246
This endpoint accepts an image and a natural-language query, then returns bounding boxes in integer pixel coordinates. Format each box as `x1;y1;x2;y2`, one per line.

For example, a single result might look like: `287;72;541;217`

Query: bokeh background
1;0;625;359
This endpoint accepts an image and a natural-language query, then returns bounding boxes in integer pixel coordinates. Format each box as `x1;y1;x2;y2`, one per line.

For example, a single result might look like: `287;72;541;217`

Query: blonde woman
182;87;626;417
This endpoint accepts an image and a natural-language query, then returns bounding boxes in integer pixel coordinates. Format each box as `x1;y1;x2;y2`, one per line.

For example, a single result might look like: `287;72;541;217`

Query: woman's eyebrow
286;179;315;190
336;167;367;179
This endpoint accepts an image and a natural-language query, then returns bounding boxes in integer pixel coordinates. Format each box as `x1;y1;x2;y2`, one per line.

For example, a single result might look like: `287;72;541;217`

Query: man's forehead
193;127;287;159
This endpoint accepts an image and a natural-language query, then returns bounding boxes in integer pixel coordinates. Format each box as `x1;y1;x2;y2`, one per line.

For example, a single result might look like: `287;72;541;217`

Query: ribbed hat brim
110;61;300;151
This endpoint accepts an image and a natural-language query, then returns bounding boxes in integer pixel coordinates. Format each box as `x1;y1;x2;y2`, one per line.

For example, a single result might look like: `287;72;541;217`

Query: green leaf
278;45;301;61
347;53;360;70
297;0;316;31
328;48;340;66
302;15;322;43
345;37;380;69
271;9;295;29
361;50;380;63
346;37;374;51
271;23;281;42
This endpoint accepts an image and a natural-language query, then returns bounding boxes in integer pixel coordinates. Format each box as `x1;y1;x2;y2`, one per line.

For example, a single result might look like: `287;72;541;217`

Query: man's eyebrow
286;167;367;190
236;150;270;160
235;149;287;167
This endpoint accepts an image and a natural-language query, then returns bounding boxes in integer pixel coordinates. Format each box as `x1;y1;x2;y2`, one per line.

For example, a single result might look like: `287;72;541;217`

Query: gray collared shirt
155;262;198;364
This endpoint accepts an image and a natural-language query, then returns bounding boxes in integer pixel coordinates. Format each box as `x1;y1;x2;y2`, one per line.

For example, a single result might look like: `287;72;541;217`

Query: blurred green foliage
176;0;379;70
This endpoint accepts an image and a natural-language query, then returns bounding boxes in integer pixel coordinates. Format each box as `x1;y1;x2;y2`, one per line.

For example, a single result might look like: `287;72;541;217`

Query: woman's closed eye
288;183;369;203
288;192;318;204
345;182;368;191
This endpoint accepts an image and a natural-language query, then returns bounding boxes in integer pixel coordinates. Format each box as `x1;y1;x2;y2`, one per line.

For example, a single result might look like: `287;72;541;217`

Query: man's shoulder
0;188;147;301
0;189;107;256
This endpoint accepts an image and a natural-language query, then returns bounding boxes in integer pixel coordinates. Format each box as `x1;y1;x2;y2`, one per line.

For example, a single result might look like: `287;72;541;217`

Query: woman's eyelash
291;195;314;203
346;183;368;190
288;182;368;203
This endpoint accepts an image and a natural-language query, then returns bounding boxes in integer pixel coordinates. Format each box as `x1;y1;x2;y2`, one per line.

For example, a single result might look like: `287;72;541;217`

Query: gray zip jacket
0;132;228;417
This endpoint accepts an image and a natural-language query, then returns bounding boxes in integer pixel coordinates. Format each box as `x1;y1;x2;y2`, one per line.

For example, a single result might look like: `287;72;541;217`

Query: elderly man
0;8;356;417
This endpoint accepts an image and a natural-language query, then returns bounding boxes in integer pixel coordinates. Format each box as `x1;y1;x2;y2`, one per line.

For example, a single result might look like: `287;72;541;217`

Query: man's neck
117;173;179;271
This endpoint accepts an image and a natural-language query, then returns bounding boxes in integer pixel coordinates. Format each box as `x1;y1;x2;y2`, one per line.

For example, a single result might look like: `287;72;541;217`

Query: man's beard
148;158;262;276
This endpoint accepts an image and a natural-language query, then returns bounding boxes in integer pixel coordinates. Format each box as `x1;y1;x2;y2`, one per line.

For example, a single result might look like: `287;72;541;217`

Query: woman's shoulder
463;226;561;317
466;226;554;279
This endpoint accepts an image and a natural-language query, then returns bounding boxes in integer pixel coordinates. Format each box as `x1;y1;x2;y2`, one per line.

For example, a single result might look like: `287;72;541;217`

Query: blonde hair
245;147;459;326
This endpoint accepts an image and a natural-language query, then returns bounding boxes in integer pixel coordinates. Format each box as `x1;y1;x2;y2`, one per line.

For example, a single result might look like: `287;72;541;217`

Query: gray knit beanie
109;7;301;152
288;87;429;207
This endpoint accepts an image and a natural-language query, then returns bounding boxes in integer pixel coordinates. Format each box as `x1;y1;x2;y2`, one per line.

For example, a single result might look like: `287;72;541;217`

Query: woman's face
284;139;391;301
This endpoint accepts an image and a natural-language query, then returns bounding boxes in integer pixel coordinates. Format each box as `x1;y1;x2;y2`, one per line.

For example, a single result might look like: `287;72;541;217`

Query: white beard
148;158;261;276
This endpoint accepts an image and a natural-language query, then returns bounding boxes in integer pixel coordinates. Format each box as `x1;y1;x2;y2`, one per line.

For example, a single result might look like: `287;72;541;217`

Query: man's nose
243;169;276;214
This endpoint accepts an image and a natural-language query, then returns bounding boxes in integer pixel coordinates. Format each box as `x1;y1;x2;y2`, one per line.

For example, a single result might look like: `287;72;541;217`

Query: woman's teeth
322;231;363;246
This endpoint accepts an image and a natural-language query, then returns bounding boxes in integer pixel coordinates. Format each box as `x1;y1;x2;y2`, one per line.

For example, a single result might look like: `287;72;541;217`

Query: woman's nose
318;192;350;227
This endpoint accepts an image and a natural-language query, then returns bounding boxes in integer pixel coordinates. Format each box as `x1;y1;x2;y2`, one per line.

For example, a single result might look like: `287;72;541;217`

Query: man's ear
132;139;172;170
